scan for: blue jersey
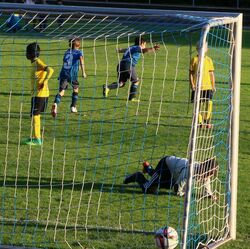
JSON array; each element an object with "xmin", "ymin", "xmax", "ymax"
[
  {"xmin": 59, "ymin": 49, "xmax": 83, "ymax": 81},
  {"xmin": 121, "ymin": 45, "xmax": 142, "ymax": 66}
]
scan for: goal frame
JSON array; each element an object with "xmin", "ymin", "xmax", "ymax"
[{"xmin": 182, "ymin": 14, "xmax": 242, "ymax": 249}]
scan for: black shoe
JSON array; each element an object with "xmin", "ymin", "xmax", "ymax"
[{"xmin": 123, "ymin": 172, "xmax": 140, "ymax": 184}]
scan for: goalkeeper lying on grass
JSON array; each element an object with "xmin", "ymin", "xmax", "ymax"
[{"xmin": 124, "ymin": 155, "xmax": 218, "ymax": 201}]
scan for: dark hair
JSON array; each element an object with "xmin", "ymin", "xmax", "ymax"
[
  {"xmin": 68, "ymin": 37, "xmax": 81, "ymax": 49},
  {"xmin": 26, "ymin": 42, "xmax": 40, "ymax": 60},
  {"xmin": 196, "ymin": 157, "xmax": 219, "ymax": 178},
  {"xmin": 134, "ymin": 36, "xmax": 146, "ymax": 46}
]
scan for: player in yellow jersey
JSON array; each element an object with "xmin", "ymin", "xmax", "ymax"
[
  {"xmin": 189, "ymin": 42, "xmax": 215, "ymax": 128},
  {"xmin": 24, "ymin": 42, "xmax": 54, "ymax": 145}
]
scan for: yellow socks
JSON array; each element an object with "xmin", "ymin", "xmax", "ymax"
[{"xmin": 33, "ymin": 114, "xmax": 41, "ymax": 139}]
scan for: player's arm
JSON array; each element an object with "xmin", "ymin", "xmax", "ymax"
[
  {"xmin": 209, "ymin": 58, "xmax": 215, "ymax": 91},
  {"xmin": 44, "ymin": 66, "xmax": 54, "ymax": 81},
  {"xmin": 37, "ymin": 60, "xmax": 54, "ymax": 89},
  {"xmin": 116, "ymin": 48, "xmax": 127, "ymax": 53},
  {"xmin": 38, "ymin": 66, "xmax": 54, "ymax": 90},
  {"xmin": 173, "ymin": 170, "xmax": 187, "ymax": 197},
  {"xmin": 189, "ymin": 70, "xmax": 196, "ymax": 91},
  {"xmin": 142, "ymin": 44, "xmax": 160, "ymax": 53},
  {"xmin": 79, "ymin": 55, "xmax": 87, "ymax": 78},
  {"xmin": 203, "ymin": 177, "xmax": 217, "ymax": 201},
  {"xmin": 209, "ymin": 70, "xmax": 215, "ymax": 91},
  {"xmin": 189, "ymin": 58, "xmax": 196, "ymax": 90}
]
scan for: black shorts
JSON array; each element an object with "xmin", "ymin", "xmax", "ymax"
[
  {"xmin": 30, "ymin": 97, "xmax": 48, "ymax": 116},
  {"xmin": 191, "ymin": 90, "xmax": 213, "ymax": 103},
  {"xmin": 59, "ymin": 78, "xmax": 79, "ymax": 91},
  {"xmin": 117, "ymin": 62, "xmax": 138, "ymax": 84}
]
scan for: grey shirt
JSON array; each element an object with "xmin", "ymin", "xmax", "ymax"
[{"xmin": 165, "ymin": 156, "xmax": 213, "ymax": 197}]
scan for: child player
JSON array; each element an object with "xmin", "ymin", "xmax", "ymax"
[
  {"xmin": 124, "ymin": 155, "xmax": 218, "ymax": 201},
  {"xmin": 51, "ymin": 37, "xmax": 87, "ymax": 117},
  {"xmin": 103, "ymin": 36, "xmax": 160, "ymax": 101},
  {"xmin": 24, "ymin": 42, "xmax": 54, "ymax": 145},
  {"xmin": 189, "ymin": 41, "xmax": 216, "ymax": 128}
]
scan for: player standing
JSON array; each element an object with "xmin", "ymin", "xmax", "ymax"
[
  {"xmin": 103, "ymin": 36, "xmax": 160, "ymax": 101},
  {"xmin": 189, "ymin": 42, "xmax": 216, "ymax": 128},
  {"xmin": 24, "ymin": 42, "xmax": 54, "ymax": 145},
  {"xmin": 51, "ymin": 37, "xmax": 87, "ymax": 117}
]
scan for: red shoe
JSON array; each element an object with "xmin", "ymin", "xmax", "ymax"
[{"xmin": 206, "ymin": 124, "xmax": 213, "ymax": 129}]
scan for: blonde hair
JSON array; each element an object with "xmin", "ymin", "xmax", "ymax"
[{"xmin": 69, "ymin": 38, "xmax": 81, "ymax": 49}]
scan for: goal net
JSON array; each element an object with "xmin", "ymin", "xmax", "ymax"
[{"xmin": 0, "ymin": 3, "xmax": 242, "ymax": 249}]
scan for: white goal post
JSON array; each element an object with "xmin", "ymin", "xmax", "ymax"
[{"xmin": 0, "ymin": 2, "xmax": 242, "ymax": 249}]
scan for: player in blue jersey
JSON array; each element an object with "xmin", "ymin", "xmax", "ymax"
[
  {"xmin": 51, "ymin": 37, "xmax": 87, "ymax": 117},
  {"xmin": 103, "ymin": 37, "xmax": 160, "ymax": 101},
  {"xmin": 123, "ymin": 155, "xmax": 218, "ymax": 201}
]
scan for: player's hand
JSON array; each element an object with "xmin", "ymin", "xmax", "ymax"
[
  {"xmin": 211, "ymin": 194, "xmax": 218, "ymax": 202},
  {"xmin": 82, "ymin": 72, "xmax": 87, "ymax": 78},
  {"xmin": 154, "ymin": 44, "xmax": 160, "ymax": 51},
  {"xmin": 38, "ymin": 83, "xmax": 44, "ymax": 90}
]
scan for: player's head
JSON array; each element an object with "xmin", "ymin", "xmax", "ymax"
[
  {"xmin": 134, "ymin": 36, "xmax": 146, "ymax": 47},
  {"xmin": 69, "ymin": 37, "xmax": 81, "ymax": 49},
  {"xmin": 26, "ymin": 42, "xmax": 40, "ymax": 60},
  {"xmin": 196, "ymin": 41, "xmax": 208, "ymax": 54},
  {"xmin": 196, "ymin": 157, "xmax": 219, "ymax": 179}
]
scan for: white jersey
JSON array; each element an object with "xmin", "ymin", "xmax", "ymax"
[{"xmin": 165, "ymin": 156, "xmax": 213, "ymax": 197}]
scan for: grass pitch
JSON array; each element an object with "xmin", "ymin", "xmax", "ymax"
[{"xmin": 0, "ymin": 23, "xmax": 249, "ymax": 249}]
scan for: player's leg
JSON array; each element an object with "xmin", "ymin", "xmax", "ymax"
[
  {"xmin": 103, "ymin": 63, "xmax": 128, "ymax": 97},
  {"xmin": 124, "ymin": 172, "xmax": 147, "ymax": 185},
  {"xmin": 70, "ymin": 80, "xmax": 79, "ymax": 113},
  {"xmin": 128, "ymin": 67, "xmax": 139, "ymax": 101},
  {"xmin": 51, "ymin": 79, "xmax": 67, "ymax": 117},
  {"xmin": 154, "ymin": 158, "xmax": 173, "ymax": 189},
  {"xmin": 24, "ymin": 97, "xmax": 48, "ymax": 145},
  {"xmin": 204, "ymin": 90, "xmax": 213, "ymax": 128},
  {"xmin": 198, "ymin": 90, "xmax": 206, "ymax": 127}
]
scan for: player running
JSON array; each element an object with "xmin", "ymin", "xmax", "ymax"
[
  {"xmin": 103, "ymin": 36, "xmax": 160, "ymax": 102},
  {"xmin": 51, "ymin": 37, "xmax": 87, "ymax": 117}
]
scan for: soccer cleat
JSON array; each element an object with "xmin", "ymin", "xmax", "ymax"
[
  {"xmin": 51, "ymin": 103, "xmax": 57, "ymax": 118},
  {"xmin": 129, "ymin": 98, "xmax": 140, "ymax": 102},
  {"xmin": 206, "ymin": 123, "xmax": 213, "ymax": 129},
  {"xmin": 123, "ymin": 172, "xmax": 140, "ymax": 184},
  {"xmin": 23, "ymin": 138, "xmax": 42, "ymax": 146},
  {"xmin": 103, "ymin": 84, "xmax": 109, "ymax": 98},
  {"xmin": 197, "ymin": 123, "xmax": 206, "ymax": 129},
  {"xmin": 71, "ymin": 106, "xmax": 78, "ymax": 113}
]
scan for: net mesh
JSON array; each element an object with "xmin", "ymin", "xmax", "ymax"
[{"xmin": 0, "ymin": 5, "xmax": 239, "ymax": 249}]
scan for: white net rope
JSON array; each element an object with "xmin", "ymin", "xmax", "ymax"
[{"xmin": 0, "ymin": 5, "xmax": 239, "ymax": 249}]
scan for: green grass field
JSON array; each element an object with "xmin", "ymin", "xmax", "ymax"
[{"xmin": 0, "ymin": 13, "xmax": 249, "ymax": 249}]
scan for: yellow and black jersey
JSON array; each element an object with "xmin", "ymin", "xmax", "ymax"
[
  {"xmin": 190, "ymin": 55, "xmax": 214, "ymax": 91},
  {"xmin": 30, "ymin": 58, "xmax": 49, "ymax": 97}
]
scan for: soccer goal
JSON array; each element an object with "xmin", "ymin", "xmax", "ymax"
[{"xmin": 0, "ymin": 3, "xmax": 242, "ymax": 249}]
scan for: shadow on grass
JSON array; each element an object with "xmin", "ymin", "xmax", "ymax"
[{"xmin": 0, "ymin": 175, "xmax": 173, "ymax": 196}]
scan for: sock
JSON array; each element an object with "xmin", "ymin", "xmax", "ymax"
[
  {"xmin": 199, "ymin": 101, "xmax": 206, "ymax": 124},
  {"xmin": 129, "ymin": 84, "xmax": 138, "ymax": 100},
  {"xmin": 205, "ymin": 100, "xmax": 213, "ymax": 122},
  {"xmin": 54, "ymin": 94, "xmax": 61, "ymax": 105},
  {"xmin": 33, "ymin": 114, "xmax": 41, "ymax": 139},
  {"xmin": 198, "ymin": 113, "xmax": 203, "ymax": 124},
  {"xmin": 71, "ymin": 92, "xmax": 78, "ymax": 107}
]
